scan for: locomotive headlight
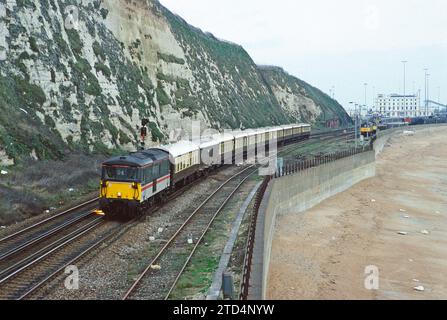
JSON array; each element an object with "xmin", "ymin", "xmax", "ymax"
[{"xmin": 117, "ymin": 192, "xmax": 122, "ymax": 198}]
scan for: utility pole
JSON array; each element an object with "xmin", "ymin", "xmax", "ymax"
[
  {"xmin": 402, "ymin": 60, "xmax": 407, "ymax": 117},
  {"xmin": 350, "ymin": 101, "xmax": 358, "ymax": 148},
  {"xmin": 372, "ymin": 86, "xmax": 375, "ymax": 112},
  {"xmin": 364, "ymin": 83, "xmax": 368, "ymax": 108},
  {"xmin": 424, "ymin": 68, "xmax": 428, "ymax": 116},
  {"xmin": 427, "ymin": 73, "xmax": 430, "ymax": 116}
]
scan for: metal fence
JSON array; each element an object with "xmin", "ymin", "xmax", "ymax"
[
  {"xmin": 275, "ymin": 142, "xmax": 374, "ymax": 178},
  {"xmin": 239, "ymin": 174, "xmax": 271, "ymax": 300},
  {"xmin": 239, "ymin": 140, "xmax": 375, "ymax": 299}
]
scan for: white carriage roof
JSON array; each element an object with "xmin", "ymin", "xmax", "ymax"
[
  {"xmin": 195, "ymin": 135, "xmax": 219, "ymax": 149},
  {"xmin": 156, "ymin": 140, "xmax": 199, "ymax": 158},
  {"xmin": 232, "ymin": 129, "xmax": 258, "ymax": 138},
  {"xmin": 154, "ymin": 123, "xmax": 310, "ymax": 157},
  {"xmin": 211, "ymin": 132, "xmax": 235, "ymax": 143}
]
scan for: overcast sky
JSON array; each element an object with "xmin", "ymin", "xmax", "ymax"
[{"xmin": 159, "ymin": 0, "xmax": 447, "ymax": 111}]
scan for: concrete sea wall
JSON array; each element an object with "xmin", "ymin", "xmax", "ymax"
[
  {"xmin": 248, "ymin": 124, "xmax": 447, "ymax": 299},
  {"xmin": 258, "ymin": 151, "xmax": 375, "ymax": 298}
]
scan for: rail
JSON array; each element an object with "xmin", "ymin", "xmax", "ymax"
[
  {"xmin": 275, "ymin": 143, "xmax": 373, "ymax": 178},
  {"xmin": 239, "ymin": 175, "xmax": 272, "ymax": 300}
]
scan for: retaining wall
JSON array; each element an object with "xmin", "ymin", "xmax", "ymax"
[
  {"xmin": 248, "ymin": 123, "xmax": 447, "ymax": 299},
  {"xmin": 259, "ymin": 151, "xmax": 375, "ymax": 298}
]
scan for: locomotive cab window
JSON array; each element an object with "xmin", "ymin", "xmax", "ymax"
[
  {"xmin": 144, "ymin": 166, "xmax": 153, "ymax": 184},
  {"xmin": 102, "ymin": 166, "xmax": 139, "ymax": 181},
  {"xmin": 161, "ymin": 160, "xmax": 169, "ymax": 177},
  {"xmin": 153, "ymin": 164, "xmax": 160, "ymax": 179}
]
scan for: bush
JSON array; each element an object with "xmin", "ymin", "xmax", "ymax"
[
  {"xmin": 156, "ymin": 82, "xmax": 171, "ymax": 106},
  {"xmin": 100, "ymin": 8, "xmax": 109, "ymax": 19},
  {"xmin": 66, "ymin": 29, "xmax": 83, "ymax": 56},
  {"xmin": 92, "ymin": 41, "xmax": 106, "ymax": 60},
  {"xmin": 148, "ymin": 122, "xmax": 164, "ymax": 142},
  {"xmin": 157, "ymin": 52, "xmax": 185, "ymax": 65},
  {"xmin": 29, "ymin": 36, "xmax": 39, "ymax": 53},
  {"xmin": 94, "ymin": 62, "xmax": 111, "ymax": 79}
]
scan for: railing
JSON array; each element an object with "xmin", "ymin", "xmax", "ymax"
[
  {"xmin": 239, "ymin": 174, "xmax": 272, "ymax": 300},
  {"xmin": 239, "ymin": 140, "xmax": 375, "ymax": 299},
  {"xmin": 275, "ymin": 143, "xmax": 374, "ymax": 178}
]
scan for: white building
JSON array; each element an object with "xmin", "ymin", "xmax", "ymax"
[{"xmin": 374, "ymin": 93, "xmax": 431, "ymax": 117}]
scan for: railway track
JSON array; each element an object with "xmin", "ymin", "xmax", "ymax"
[
  {"xmin": 0, "ymin": 212, "xmax": 100, "ymax": 279},
  {"xmin": 0, "ymin": 216, "xmax": 112, "ymax": 300},
  {"xmin": 277, "ymin": 127, "xmax": 355, "ymax": 159},
  {"xmin": 17, "ymin": 218, "xmax": 141, "ymax": 300},
  {"xmin": 122, "ymin": 165, "xmax": 257, "ymax": 300},
  {"xmin": 0, "ymin": 198, "xmax": 99, "ymax": 256},
  {"xmin": 13, "ymin": 167, "xmax": 237, "ymax": 300},
  {"xmin": 0, "ymin": 127, "xmax": 353, "ymax": 300},
  {"xmin": 0, "ymin": 127, "xmax": 346, "ymax": 263}
]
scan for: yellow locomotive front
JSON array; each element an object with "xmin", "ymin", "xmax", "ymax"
[
  {"xmin": 99, "ymin": 164, "xmax": 142, "ymax": 216},
  {"xmin": 99, "ymin": 150, "xmax": 171, "ymax": 217}
]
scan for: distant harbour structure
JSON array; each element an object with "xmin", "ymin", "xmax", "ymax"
[{"xmin": 373, "ymin": 92, "xmax": 432, "ymax": 117}]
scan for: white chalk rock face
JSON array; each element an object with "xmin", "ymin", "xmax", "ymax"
[{"xmin": 0, "ymin": 0, "xmax": 350, "ymax": 163}]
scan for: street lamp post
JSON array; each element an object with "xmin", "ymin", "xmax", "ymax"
[
  {"xmin": 424, "ymin": 68, "xmax": 428, "ymax": 116},
  {"xmin": 372, "ymin": 86, "xmax": 375, "ymax": 112},
  {"xmin": 349, "ymin": 101, "xmax": 359, "ymax": 148},
  {"xmin": 427, "ymin": 73, "xmax": 430, "ymax": 116},
  {"xmin": 364, "ymin": 83, "xmax": 368, "ymax": 112},
  {"xmin": 402, "ymin": 60, "xmax": 407, "ymax": 117}
]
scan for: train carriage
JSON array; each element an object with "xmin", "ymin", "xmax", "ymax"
[
  {"xmin": 302, "ymin": 123, "xmax": 311, "ymax": 135},
  {"xmin": 197, "ymin": 135, "xmax": 220, "ymax": 166},
  {"xmin": 282, "ymin": 125, "xmax": 294, "ymax": 144},
  {"xmin": 155, "ymin": 140, "xmax": 201, "ymax": 187},
  {"xmin": 100, "ymin": 123, "xmax": 312, "ymax": 217},
  {"xmin": 292, "ymin": 124, "xmax": 302, "ymax": 139},
  {"xmin": 211, "ymin": 132, "xmax": 235, "ymax": 165}
]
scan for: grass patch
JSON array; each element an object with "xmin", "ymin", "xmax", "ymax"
[
  {"xmin": 29, "ymin": 36, "xmax": 39, "ymax": 53},
  {"xmin": 92, "ymin": 41, "xmax": 106, "ymax": 60},
  {"xmin": 66, "ymin": 28, "xmax": 83, "ymax": 56},
  {"xmin": 156, "ymin": 82, "xmax": 171, "ymax": 106},
  {"xmin": 0, "ymin": 154, "xmax": 105, "ymax": 225},
  {"xmin": 94, "ymin": 62, "xmax": 111, "ymax": 79},
  {"xmin": 157, "ymin": 52, "xmax": 185, "ymax": 65}
]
